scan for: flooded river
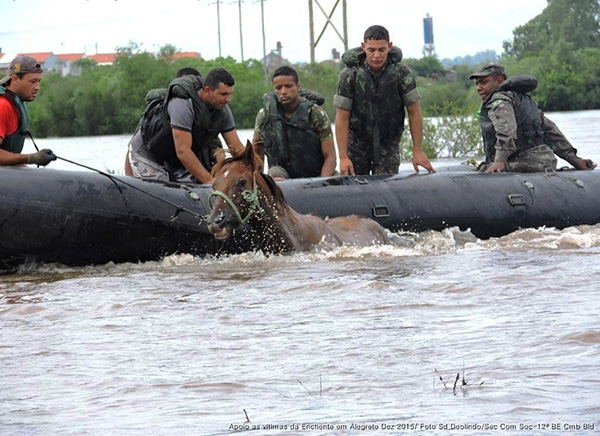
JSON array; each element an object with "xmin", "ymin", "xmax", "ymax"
[{"xmin": 1, "ymin": 112, "xmax": 599, "ymax": 435}]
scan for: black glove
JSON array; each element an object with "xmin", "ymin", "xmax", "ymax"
[{"xmin": 27, "ymin": 149, "xmax": 57, "ymax": 166}]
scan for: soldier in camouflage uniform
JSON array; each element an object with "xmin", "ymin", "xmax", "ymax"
[
  {"xmin": 333, "ymin": 25, "xmax": 435, "ymax": 176},
  {"xmin": 471, "ymin": 63, "xmax": 596, "ymax": 173},
  {"xmin": 252, "ymin": 66, "xmax": 336, "ymax": 179}
]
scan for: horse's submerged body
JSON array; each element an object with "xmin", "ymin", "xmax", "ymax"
[{"xmin": 206, "ymin": 144, "xmax": 389, "ymax": 253}]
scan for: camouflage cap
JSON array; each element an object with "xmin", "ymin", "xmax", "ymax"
[
  {"xmin": 8, "ymin": 55, "xmax": 43, "ymax": 75},
  {"xmin": 469, "ymin": 63, "xmax": 507, "ymax": 80},
  {"xmin": 1, "ymin": 55, "xmax": 43, "ymax": 85}
]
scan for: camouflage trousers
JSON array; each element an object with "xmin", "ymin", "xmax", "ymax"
[
  {"xmin": 478, "ymin": 144, "xmax": 557, "ymax": 173},
  {"xmin": 348, "ymin": 141, "xmax": 401, "ymax": 176},
  {"xmin": 129, "ymin": 147, "xmax": 198, "ymax": 182},
  {"xmin": 128, "ymin": 137, "xmax": 224, "ymax": 183}
]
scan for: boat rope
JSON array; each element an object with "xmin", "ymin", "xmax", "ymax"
[
  {"xmin": 26, "ymin": 132, "xmax": 205, "ymax": 222},
  {"xmin": 208, "ymin": 173, "xmax": 263, "ymax": 225}
]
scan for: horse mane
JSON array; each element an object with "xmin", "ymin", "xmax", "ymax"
[{"xmin": 261, "ymin": 173, "xmax": 292, "ymax": 213}]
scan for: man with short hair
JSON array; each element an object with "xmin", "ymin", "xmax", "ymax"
[
  {"xmin": 334, "ymin": 25, "xmax": 435, "ymax": 176},
  {"xmin": 471, "ymin": 63, "xmax": 596, "ymax": 173},
  {"xmin": 125, "ymin": 66, "xmax": 209, "ymax": 176},
  {"xmin": 0, "ymin": 55, "xmax": 56, "ymax": 166},
  {"xmin": 127, "ymin": 67, "xmax": 244, "ymax": 184},
  {"xmin": 252, "ymin": 66, "xmax": 336, "ymax": 179}
]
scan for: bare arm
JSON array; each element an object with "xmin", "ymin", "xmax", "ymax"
[
  {"xmin": 0, "ymin": 148, "xmax": 28, "ymax": 166},
  {"xmin": 320, "ymin": 138, "xmax": 336, "ymax": 177},
  {"xmin": 173, "ymin": 128, "xmax": 213, "ymax": 184},
  {"xmin": 406, "ymin": 102, "xmax": 435, "ymax": 173},
  {"xmin": 334, "ymin": 107, "xmax": 354, "ymax": 175},
  {"xmin": 221, "ymin": 129, "xmax": 245, "ymax": 157},
  {"xmin": 124, "ymin": 151, "xmax": 133, "ymax": 176}
]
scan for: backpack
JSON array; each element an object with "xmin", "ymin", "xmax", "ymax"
[
  {"xmin": 140, "ymin": 90, "xmax": 169, "ymax": 145},
  {"xmin": 139, "ymin": 75, "xmax": 204, "ymax": 146},
  {"xmin": 498, "ymin": 75, "xmax": 538, "ymax": 94},
  {"xmin": 298, "ymin": 89, "xmax": 325, "ymax": 106}
]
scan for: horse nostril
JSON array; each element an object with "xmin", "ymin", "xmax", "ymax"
[{"xmin": 214, "ymin": 210, "xmax": 225, "ymax": 224}]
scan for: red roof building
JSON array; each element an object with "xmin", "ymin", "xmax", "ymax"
[
  {"xmin": 171, "ymin": 51, "xmax": 201, "ymax": 60},
  {"xmin": 88, "ymin": 53, "xmax": 117, "ymax": 66},
  {"xmin": 19, "ymin": 52, "xmax": 54, "ymax": 63},
  {"xmin": 56, "ymin": 53, "xmax": 85, "ymax": 62}
]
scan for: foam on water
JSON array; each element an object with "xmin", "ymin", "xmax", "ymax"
[{"xmin": 13, "ymin": 224, "xmax": 600, "ymax": 278}]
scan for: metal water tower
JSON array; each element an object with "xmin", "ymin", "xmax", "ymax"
[{"xmin": 423, "ymin": 13, "xmax": 435, "ymax": 57}]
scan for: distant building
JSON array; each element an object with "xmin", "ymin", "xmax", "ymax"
[
  {"xmin": 318, "ymin": 48, "xmax": 341, "ymax": 68},
  {"xmin": 88, "ymin": 53, "xmax": 118, "ymax": 66},
  {"xmin": 169, "ymin": 51, "xmax": 202, "ymax": 60},
  {"xmin": 444, "ymin": 69, "xmax": 456, "ymax": 82},
  {"xmin": 56, "ymin": 53, "xmax": 86, "ymax": 76},
  {"xmin": 262, "ymin": 50, "xmax": 289, "ymax": 73}
]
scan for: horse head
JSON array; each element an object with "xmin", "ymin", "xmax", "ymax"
[
  {"xmin": 206, "ymin": 143, "xmax": 389, "ymax": 251},
  {"xmin": 206, "ymin": 141, "xmax": 271, "ymax": 240}
]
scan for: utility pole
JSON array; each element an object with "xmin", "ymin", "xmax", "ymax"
[
  {"xmin": 217, "ymin": 0, "xmax": 222, "ymax": 57},
  {"xmin": 343, "ymin": 0, "xmax": 347, "ymax": 51},
  {"xmin": 308, "ymin": 0, "xmax": 315, "ymax": 63},
  {"xmin": 308, "ymin": 0, "xmax": 348, "ymax": 63},
  {"xmin": 261, "ymin": 0, "xmax": 268, "ymax": 81},
  {"xmin": 210, "ymin": 0, "xmax": 223, "ymax": 57},
  {"xmin": 238, "ymin": 0, "xmax": 244, "ymax": 62}
]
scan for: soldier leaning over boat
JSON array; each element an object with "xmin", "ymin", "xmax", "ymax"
[
  {"xmin": 0, "ymin": 55, "xmax": 56, "ymax": 167},
  {"xmin": 471, "ymin": 63, "xmax": 596, "ymax": 173},
  {"xmin": 252, "ymin": 66, "xmax": 336, "ymax": 180},
  {"xmin": 334, "ymin": 25, "xmax": 436, "ymax": 176},
  {"xmin": 126, "ymin": 68, "xmax": 244, "ymax": 184}
]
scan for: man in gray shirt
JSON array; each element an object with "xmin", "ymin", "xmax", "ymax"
[{"xmin": 128, "ymin": 68, "xmax": 244, "ymax": 184}]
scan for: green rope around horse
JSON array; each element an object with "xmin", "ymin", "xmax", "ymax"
[{"xmin": 208, "ymin": 173, "xmax": 263, "ymax": 225}]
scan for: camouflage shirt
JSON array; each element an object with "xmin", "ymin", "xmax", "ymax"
[
  {"xmin": 333, "ymin": 47, "xmax": 420, "ymax": 153},
  {"xmin": 484, "ymin": 90, "xmax": 579, "ymax": 165},
  {"xmin": 254, "ymin": 99, "xmax": 332, "ymax": 142},
  {"xmin": 334, "ymin": 59, "xmax": 420, "ymax": 112}
]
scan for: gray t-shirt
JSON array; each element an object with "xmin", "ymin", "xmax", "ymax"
[{"xmin": 131, "ymin": 98, "xmax": 235, "ymax": 152}]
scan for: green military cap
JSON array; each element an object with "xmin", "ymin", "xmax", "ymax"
[{"xmin": 469, "ymin": 63, "xmax": 507, "ymax": 80}]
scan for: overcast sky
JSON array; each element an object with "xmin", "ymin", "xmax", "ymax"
[{"xmin": 1, "ymin": 0, "xmax": 548, "ymax": 62}]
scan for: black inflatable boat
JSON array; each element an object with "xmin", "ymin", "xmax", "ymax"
[{"xmin": 1, "ymin": 166, "xmax": 598, "ymax": 272}]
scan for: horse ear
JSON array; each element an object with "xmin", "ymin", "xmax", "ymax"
[
  {"xmin": 240, "ymin": 140, "xmax": 260, "ymax": 171},
  {"xmin": 239, "ymin": 140, "xmax": 251, "ymax": 160}
]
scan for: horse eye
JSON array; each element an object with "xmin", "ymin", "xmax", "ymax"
[{"xmin": 238, "ymin": 179, "xmax": 247, "ymax": 188}]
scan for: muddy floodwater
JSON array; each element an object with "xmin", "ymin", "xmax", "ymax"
[{"xmin": 1, "ymin": 111, "xmax": 599, "ymax": 435}]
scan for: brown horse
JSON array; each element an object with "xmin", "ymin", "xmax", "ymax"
[{"xmin": 206, "ymin": 143, "xmax": 389, "ymax": 254}]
